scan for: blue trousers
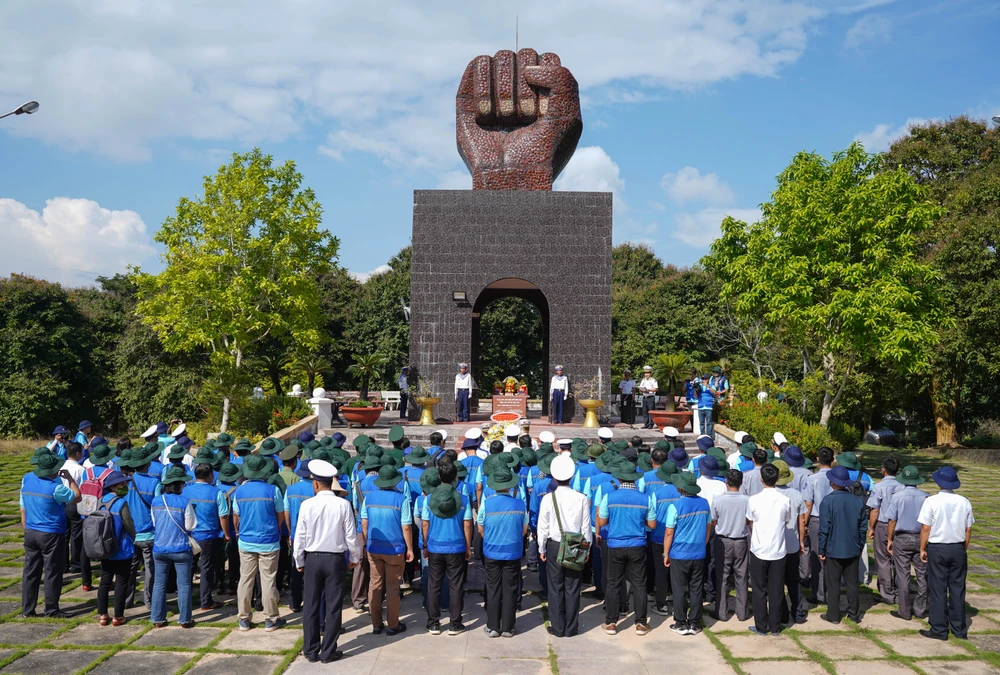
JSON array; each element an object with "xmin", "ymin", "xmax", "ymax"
[
  {"xmin": 552, "ymin": 391, "xmax": 565, "ymax": 423},
  {"xmin": 456, "ymin": 389, "xmax": 470, "ymax": 422},
  {"xmin": 699, "ymin": 409, "xmax": 714, "ymax": 437},
  {"xmin": 151, "ymin": 550, "xmax": 193, "ymax": 624}
]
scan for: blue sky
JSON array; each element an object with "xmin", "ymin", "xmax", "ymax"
[{"xmin": 1, "ymin": 0, "xmax": 998, "ymax": 286}]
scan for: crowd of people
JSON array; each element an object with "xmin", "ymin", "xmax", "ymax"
[{"xmin": 19, "ymin": 419, "xmax": 975, "ymax": 663}]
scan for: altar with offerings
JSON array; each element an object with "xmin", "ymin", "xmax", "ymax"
[{"xmin": 490, "ymin": 376, "xmax": 529, "ymax": 420}]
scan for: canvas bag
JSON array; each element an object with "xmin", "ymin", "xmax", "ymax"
[{"xmin": 551, "ymin": 491, "xmax": 590, "ymax": 571}]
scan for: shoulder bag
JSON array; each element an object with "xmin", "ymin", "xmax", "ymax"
[
  {"xmin": 162, "ymin": 496, "xmax": 202, "ymax": 556},
  {"xmin": 551, "ymin": 491, "xmax": 590, "ymax": 571}
]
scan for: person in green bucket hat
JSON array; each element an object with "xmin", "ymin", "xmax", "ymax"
[
  {"xmin": 88, "ymin": 443, "xmax": 116, "ymax": 468},
  {"xmin": 231, "ymin": 439, "xmax": 253, "ymax": 464},
  {"xmin": 637, "ymin": 452, "xmax": 654, "ymax": 474},
  {"xmin": 141, "ymin": 441, "xmax": 166, "ymax": 477},
  {"xmin": 29, "ymin": 446, "xmax": 53, "ymax": 466},
  {"xmin": 361, "ymin": 462, "xmax": 412, "ymax": 635},
  {"xmin": 150, "ymin": 464, "xmax": 196, "ymax": 629},
  {"xmin": 421, "ymin": 460, "xmax": 473, "ymax": 636},
  {"xmin": 480, "ymin": 463, "xmax": 529, "ymax": 637},
  {"xmin": 161, "ymin": 440, "xmax": 194, "ymax": 482},
  {"xmin": 835, "ymin": 451, "xmax": 874, "ymax": 491},
  {"xmin": 597, "ymin": 460, "xmax": 656, "ymax": 636},
  {"xmin": 885, "ymin": 465, "xmax": 929, "ymax": 622},
  {"xmin": 661, "ymin": 470, "xmax": 711, "ymax": 635}
]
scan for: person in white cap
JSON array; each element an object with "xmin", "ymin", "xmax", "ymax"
[
  {"xmin": 538, "ymin": 431, "xmax": 556, "ymax": 445},
  {"xmin": 772, "ymin": 432, "xmax": 788, "ymax": 458},
  {"xmin": 728, "ymin": 432, "xmax": 749, "ymax": 469},
  {"xmin": 550, "ymin": 366, "xmax": 569, "ymax": 424},
  {"xmin": 537, "ymin": 455, "xmax": 591, "ymax": 638},
  {"xmin": 663, "ymin": 426, "xmax": 679, "ymax": 440},
  {"xmin": 464, "ymin": 428, "xmax": 488, "ymax": 460},
  {"xmin": 618, "ymin": 369, "xmax": 637, "ymax": 425},
  {"xmin": 503, "ymin": 425, "xmax": 520, "ymax": 452},
  {"xmin": 557, "ymin": 440, "xmax": 573, "ymax": 456},
  {"xmin": 639, "ymin": 367, "xmax": 659, "ymax": 429},
  {"xmin": 294, "ymin": 460, "xmax": 358, "ymax": 663},
  {"xmin": 455, "ymin": 364, "xmax": 473, "ymax": 423},
  {"xmin": 597, "ymin": 428, "xmax": 613, "ymax": 445}
]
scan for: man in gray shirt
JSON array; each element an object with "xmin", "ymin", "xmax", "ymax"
[
  {"xmin": 739, "ymin": 448, "xmax": 769, "ymax": 498},
  {"xmin": 802, "ymin": 447, "xmax": 835, "ymax": 603},
  {"xmin": 867, "ymin": 456, "xmax": 903, "ymax": 605},
  {"xmin": 775, "ymin": 461, "xmax": 808, "ymax": 624},
  {"xmin": 782, "ymin": 446, "xmax": 813, "ymax": 492},
  {"xmin": 710, "ymin": 470, "xmax": 750, "ymax": 621},
  {"xmin": 885, "ymin": 465, "xmax": 930, "ymax": 620}
]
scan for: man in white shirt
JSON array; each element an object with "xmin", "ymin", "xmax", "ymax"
[
  {"xmin": 727, "ymin": 431, "xmax": 749, "ymax": 469},
  {"xmin": 746, "ymin": 464, "xmax": 792, "ymax": 636},
  {"xmin": 917, "ymin": 466, "xmax": 974, "ymax": 641},
  {"xmin": 294, "ymin": 460, "xmax": 359, "ymax": 663},
  {"xmin": 550, "ymin": 366, "xmax": 569, "ymax": 425},
  {"xmin": 537, "ymin": 455, "xmax": 591, "ymax": 638},
  {"xmin": 62, "ymin": 441, "xmax": 87, "ymax": 574},
  {"xmin": 638, "ymin": 366, "xmax": 658, "ymax": 429},
  {"xmin": 454, "ymin": 363, "xmax": 473, "ymax": 423},
  {"xmin": 695, "ymin": 458, "xmax": 727, "ymax": 510},
  {"xmin": 618, "ymin": 369, "xmax": 637, "ymax": 425}
]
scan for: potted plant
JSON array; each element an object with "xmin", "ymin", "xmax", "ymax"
[
  {"xmin": 572, "ymin": 376, "xmax": 604, "ymax": 428},
  {"xmin": 343, "ymin": 352, "xmax": 387, "ymax": 427},
  {"xmin": 409, "ymin": 380, "xmax": 440, "ymax": 426}
]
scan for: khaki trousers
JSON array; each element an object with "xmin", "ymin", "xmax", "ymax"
[
  {"xmin": 368, "ymin": 552, "xmax": 405, "ymax": 628},
  {"xmin": 238, "ymin": 548, "xmax": 280, "ymax": 621}
]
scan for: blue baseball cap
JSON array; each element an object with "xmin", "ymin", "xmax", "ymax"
[{"xmin": 51, "ymin": 425, "xmax": 69, "ymax": 435}]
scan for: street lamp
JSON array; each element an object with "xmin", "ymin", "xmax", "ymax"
[
  {"xmin": 992, "ymin": 115, "xmax": 1000, "ymax": 125},
  {"xmin": 0, "ymin": 101, "xmax": 39, "ymax": 121}
]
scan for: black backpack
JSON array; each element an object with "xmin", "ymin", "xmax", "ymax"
[
  {"xmin": 847, "ymin": 478, "xmax": 871, "ymax": 518},
  {"xmin": 82, "ymin": 497, "xmax": 121, "ymax": 560}
]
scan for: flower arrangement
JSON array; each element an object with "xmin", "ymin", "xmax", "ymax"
[{"xmin": 503, "ymin": 376, "xmax": 519, "ymax": 394}]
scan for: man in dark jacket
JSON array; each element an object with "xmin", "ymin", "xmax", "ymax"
[{"xmin": 818, "ymin": 466, "xmax": 867, "ymax": 624}]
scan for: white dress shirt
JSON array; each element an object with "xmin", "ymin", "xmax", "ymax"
[
  {"xmin": 746, "ymin": 487, "xmax": 792, "ymax": 561},
  {"xmin": 550, "ymin": 375, "xmax": 569, "ymax": 394},
  {"xmin": 619, "ymin": 379, "xmax": 636, "ymax": 395},
  {"xmin": 61, "ymin": 458, "xmax": 85, "ymax": 489},
  {"xmin": 918, "ymin": 490, "xmax": 974, "ymax": 544},
  {"xmin": 727, "ymin": 451, "xmax": 742, "ymax": 470},
  {"xmin": 455, "ymin": 372, "xmax": 472, "ymax": 395},
  {"xmin": 537, "ymin": 486, "xmax": 592, "ymax": 550},
  {"xmin": 639, "ymin": 377, "xmax": 658, "ymax": 395},
  {"xmin": 696, "ymin": 476, "xmax": 727, "ymax": 511},
  {"xmin": 294, "ymin": 490, "xmax": 361, "ymax": 568}
]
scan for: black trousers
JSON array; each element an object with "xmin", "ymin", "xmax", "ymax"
[
  {"xmin": 642, "ymin": 396, "xmax": 656, "ymax": 427},
  {"xmin": 650, "ymin": 543, "xmax": 671, "ymax": 608},
  {"xmin": 484, "ymin": 557, "xmax": 520, "ymax": 633},
  {"xmin": 277, "ymin": 535, "xmax": 290, "ymax": 592},
  {"xmin": 669, "ymin": 557, "xmax": 704, "ymax": 624},
  {"xmin": 927, "ymin": 542, "xmax": 967, "ymax": 638},
  {"xmin": 303, "ymin": 552, "xmax": 347, "ymax": 662},
  {"xmin": 780, "ymin": 552, "xmax": 805, "ymax": 622},
  {"xmin": 606, "ymin": 545, "xmax": 647, "ymax": 625},
  {"xmin": 65, "ymin": 503, "xmax": 83, "ymax": 572},
  {"xmin": 703, "ymin": 530, "xmax": 717, "ymax": 603},
  {"xmin": 545, "ymin": 540, "xmax": 582, "ymax": 637},
  {"xmin": 399, "ymin": 392, "xmax": 408, "ymax": 419},
  {"xmin": 22, "ymin": 529, "xmax": 66, "ymax": 616},
  {"xmin": 456, "ymin": 389, "xmax": 470, "ymax": 422},
  {"xmin": 750, "ymin": 553, "xmax": 784, "ymax": 634},
  {"xmin": 620, "ymin": 394, "xmax": 635, "ymax": 424},
  {"xmin": 197, "ymin": 538, "xmax": 220, "ymax": 608},
  {"xmin": 823, "ymin": 555, "xmax": 860, "ymax": 623},
  {"xmin": 290, "ymin": 563, "xmax": 304, "ymax": 611},
  {"xmin": 98, "ymin": 557, "xmax": 130, "ymax": 618},
  {"xmin": 224, "ymin": 538, "xmax": 240, "ymax": 591},
  {"xmin": 426, "ymin": 552, "xmax": 466, "ymax": 626}
]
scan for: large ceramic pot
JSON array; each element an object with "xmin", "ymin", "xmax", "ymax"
[
  {"xmin": 647, "ymin": 410, "xmax": 693, "ymax": 433},
  {"xmin": 341, "ymin": 405, "xmax": 384, "ymax": 428},
  {"xmin": 415, "ymin": 397, "xmax": 441, "ymax": 426},
  {"xmin": 578, "ymin": 399, "xmax": 604, "ymax": 428}
]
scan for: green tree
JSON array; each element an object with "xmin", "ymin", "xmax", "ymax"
[
  {"xmin": 316, "ymin": 266, "xmax": 361, "ymax": 389},
  {"xmin": 0, "ymin": 275, "xmax": 95, "ymax": 437},
  {"xmin": 347, "ymin": 352, "xmax": 388, "ymax": 400},
  {"xmin": 478, "ymin": 297, "xmax": 544, "ymax": 397},
  {"xmin": 135, "ymin": 149, "xmax": 339, "ymax": 431},
  {"xmin": 884, "ymin": 117, "xmax": 1000, "ymax": 445},
  {"xmin": 652, "ymin": 353, "xmax": 689, "ymax": 411},
  {"xmin": 706, "ymin": 143, "xmax": 945, "ymax": 427}
]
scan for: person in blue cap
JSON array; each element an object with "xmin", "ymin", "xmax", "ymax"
[
  {"xmin": 20, "ymin": 450, "xmax": 82, "ymax": 618},
  {"xmin": 817, "ymin": 465, "xmax": 867, "ymax": 624},
  {"xmin": 297, "ymin": 431, "xmax": 315, "ymax": 445},
  {"xmin": 75, "ymin": 421, "xmax": 94, "ymax": 461},
  {"xmin": 917, "ymin": 466, "xmax": 974, "ymax": 641},
  {"xmin": 48, "ymin": 425, "xmax": 70, "ymax": 459}
]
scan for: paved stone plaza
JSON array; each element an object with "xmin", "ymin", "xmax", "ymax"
[{"xmin": 0, "ymin": 446, "xmax": 998, "ymax": 674}]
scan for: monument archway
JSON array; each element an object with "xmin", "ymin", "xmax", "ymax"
[{"xmin": 471, "ymin": 279, "xmax": 550, "ymax": 416}]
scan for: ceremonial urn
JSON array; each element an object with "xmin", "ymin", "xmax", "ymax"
[
  {"xmin": 415, "ymin": 397, "xmax": 441, "ymax": 425},
  {"xmin": 578, "ymin": 399, "xmax": 603, "ymax": 428}
]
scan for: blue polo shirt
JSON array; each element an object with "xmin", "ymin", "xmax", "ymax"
[{"xmin": 664, "ymin": 495, "xmax": 711, "ymax": 560}]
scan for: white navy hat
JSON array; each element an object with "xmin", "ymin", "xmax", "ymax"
[
  {"xmin": 141, "ymin": 424, "xmax": 159, "ymax": 439},
  {"xmin": 734, "ymin": 431, "xmax": 748, "ymax": 444},
  {"xmin": 557, "ymin": 438, "xmax": 572, "ymax": 446},
  {"xmin": 308, "ymin": 459, "xmax": 345, "ymax": 491},
  {"xmin": 554, "ymin": 365, "xmax": 564, "ymax": 371},
  {"xmin": 550, "ymin": 455, "xmax": 575, "ymax": 481},
  {"xmin": 663, "ymin": 426, "xmax": 679, "ymax": 439},
  {"xmin": 538, "ymin": 431, "xmax": 555, "ymax": 444},
  {"xmin": 504, "ymin": 424, "xmax": 520, "ymax": 437},
  {"xmin": 171, "ymin": 423, "xmax": 187, "ymax": 438},
  {"xmin": 437, "ymin": 429, "xmax": 448, "ymax": 441},
  {"xmin": 597, "ymin": 427, "xmax": 613, "ymax": 440},
  {"xmin": 465, "ymin": 427, "xmax": 483, "ymax": 439},
  {"xmin": 773, "ymin": 432, "xmax": 788, "ymax": 445},
  {"xmin": 459, "ymin": 362, "xmax": 469, "ymax": 368},
  {"xmin": 643, "ymin": 365, "xmax": 652, "ymax": 372}
]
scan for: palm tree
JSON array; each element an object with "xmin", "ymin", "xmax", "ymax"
[
  {"xmin": 252, "ymin": 353, "xmax": 291, "ymax": 396},
  {"xmin": 294, "ymin": 354, "xmax": 333, "ymax": 394},
  {"xmin": 346, "ymin": 353, "xmax": 388, "ymax": 401},
  {"xmin": 653, "ymin": 353, "xmax": 690, "ymax": 411}
]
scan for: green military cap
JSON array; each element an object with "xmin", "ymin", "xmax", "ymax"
[
  {"xmin": 428, "ymin": 484, "xmax": 463, "ymax": 518},
  {"xmin": 242, "ymin": 455, "xmax": 271, "ymax": 480},
  {"xmin": 388, "ymin": 426, "xmax": 404, "ymax": 443},
  {"xmin": 33, "ymin": 452, "xmax": 65, "ymax": 477},
  {"xmin": 258, "ymin": 437, "xmax": 285, "ymax": 456},
  {"xmin": 279, "ymin": 444, "xmax": 301, "ymax": 461},
  {"xmin": 161, "ymin": 464, "xmax": 193, "ymax": 485},
  {"xmin": 192, "ymin": 447, "xmax": 216, "ymax": 465},
  {"xmin": 374, "ymin": 465, "xmax": 404, "ymax": 489},
  {"xmin": 487, "ymin": 466, "xmax": 520, "ymax": 492}
]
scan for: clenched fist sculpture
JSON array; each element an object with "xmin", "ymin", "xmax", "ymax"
[{"xmin": 457, "ymin": 49, "xmax": 583, "ymax": 191}]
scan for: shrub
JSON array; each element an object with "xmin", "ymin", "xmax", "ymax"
[
  {"xmin": 963, "ymin": 419, "xmax": 1000, "ymax": 449},
  {"xmin": 719, "ymin": 401, "xmax": 842, "ymax": 454}
]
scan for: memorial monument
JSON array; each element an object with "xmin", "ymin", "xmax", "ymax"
[{"xmin": 409, "ymin": 49, "xmax": 612, "ymax": 423}]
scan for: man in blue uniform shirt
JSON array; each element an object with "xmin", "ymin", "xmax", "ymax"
[
  {"xmin": 648, "ymin": 458, "xmax": 680, "ymax": 617},
  {"xmin": 479, "ymin": 465, "xmax": 529, "ymax": 637},
  {"xmin": 361, "ymin": 464, "xmax": 413, "ymax": 636},
  {"xmin": 183, "ymin": 462, "xmax": 229, "ymax": 611},
  {"xmin": 662, "ymin": 470, "xmax": 711, "ymax": 635},
  {"xmin": 422, "ymin": 461, "xmax": 473, "ymax": 636}
]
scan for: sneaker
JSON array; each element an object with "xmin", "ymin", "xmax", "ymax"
[
  {"xmin": 354, "ymin": 604, "xmax": 369, "ymax": 615},
  {"xmin": 484, "ymin": 626, "xmax": 501, "ymax": 638},
  {"xmin": 399, "ymin": 581, "xmax": 411, "ymax": 590},
  {"xmin": 687, "ymin": 624, "xmax": 703, "ymax": 636},
  {"xmin": 372, "ymin": 624, "xmax": 384, "ymax": 635},
  {"xmin": 448, "ymin": 622, "xmax": 466, "ymax": 636},
  {"xmin": 386, "ymin": 622, "xmax": 407, "ymax": 636},
  {"xmin": 635, "ymin": 622, "xmax": 650, "ymax": 636},
  {"xmin": 238, "ymin": 618, "xmax": 252, "ymax": 631},
  {"xmin": 602, "ymin": 622, "xmax": 617, "ymax": 635},
  {"xmin": 651, "ymin": 605, "xmax": 670, "ymax": 617},
  {"xmin": 669, "ymin": 622, "xmax": 686, "ymax": 635},
  {"xmin": 748, "ymin": 626, "xmax": 769, "ymax": 636},
  {"xmin": 426, "ymin": 621, "xmax": 442, "ymax": 635},
  {"xmin": 264, "ymin": 617, "xmax": 286, "ymax": 632},
  {"xmin": 500, "ymin": 630, "xmax": 515, "ymax": 638}
]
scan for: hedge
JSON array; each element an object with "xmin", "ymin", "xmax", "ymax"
[{"xmin": 719, "ymin": 401, "xmax": 850, "ymax": 455}]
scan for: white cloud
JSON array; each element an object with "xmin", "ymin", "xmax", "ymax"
[
  {"xmin": 0, "ymin": 197, "xmax": 154, "ymax": 285},
  {"xmin": 854, "ymin": 117, "xmax": 930, "ymax": 152},
  {"xmin": 348, "ymin": 264, "xmax": 390, "ymax": 283},
  {"xmin": 660, "ymin": 166, "xmax": 735, "ymax": 205},
  {"xmin": 554, "ymin": 146, "xmax": 626, "ymax": 218},
  {"xmin": 0, "ymin": 1, "xmax": 831, "ymax": 165},
  {"xmin": 845, "ymin": 14, "xmax": 891, "ymax": 49},
  {"xmin": 436, "ymin": 170, "xmax": 472, "ymax": 190},
  {"xmin": 672, "ymin": 207, "xmax": 762, "ymax": 248}
]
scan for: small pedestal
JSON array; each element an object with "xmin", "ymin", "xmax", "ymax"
[{"xmin": 308, "ymin": 397, "xmax": 335, "ymax": 429}]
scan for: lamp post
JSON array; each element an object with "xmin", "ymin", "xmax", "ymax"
[
  {"xmin": 0, "ymin": 101, "xmax": 39, "ymax": 121},
  {"xmin": 992, "ymin": 115, "xmax": 1000, "ymax": 125}
]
